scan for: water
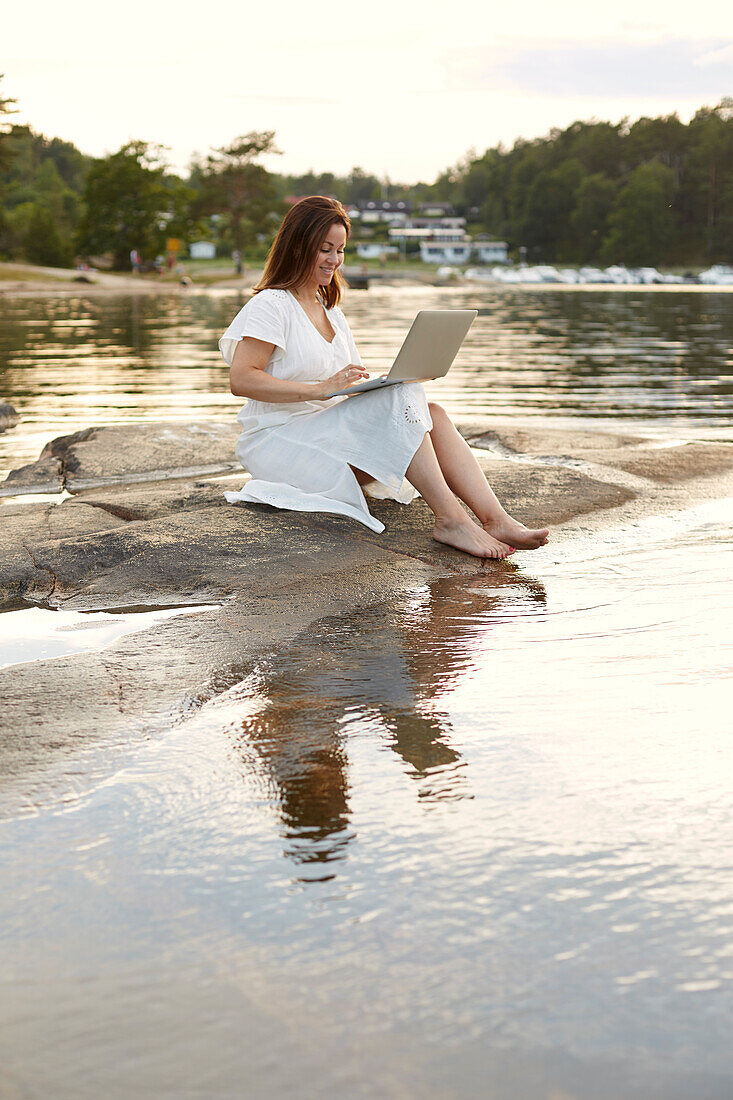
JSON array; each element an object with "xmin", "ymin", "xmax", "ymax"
[
  {"xmin": 1, "ymin": 285, "xmax": 732, "ymax": 480},
  {"xmin": 1, "ymin": 287, "xmax": 732, "ymax": 1097}
]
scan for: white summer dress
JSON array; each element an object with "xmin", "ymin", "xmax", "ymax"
[{"xmin": 219, "ymin": 288, "xmax": 433, "ymax": 533}]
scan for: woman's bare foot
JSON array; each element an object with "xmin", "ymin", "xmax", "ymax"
[
  {"xmin": 433, "ymin": 517, "xmax": 515, "ymax": 559},
  {"xmin": 483, "ymin": 517, "xmax": 549, "ymax": 550}
]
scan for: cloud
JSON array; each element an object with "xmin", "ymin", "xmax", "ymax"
[{"xmin": 475, "ymin": 38, "xmax": 733, "ymax": 98}]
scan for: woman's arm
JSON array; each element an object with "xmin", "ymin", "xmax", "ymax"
[{"xmin": 229, "ymin": 337, "xmax": 368, "ymax": 402}]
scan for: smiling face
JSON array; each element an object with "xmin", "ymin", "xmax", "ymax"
[{"xmin": 310, "ymin": 222, "xmax": 346, "ymax": 288}]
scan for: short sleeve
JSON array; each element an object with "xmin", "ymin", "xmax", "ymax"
[{"xmin": 219, "ymin": 290, "xmax": 288, "ymax": 366}]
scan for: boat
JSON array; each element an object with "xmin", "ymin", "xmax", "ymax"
[{"xmin": 699, "ymin": 265, "xmax": 733, "ymax": 285}]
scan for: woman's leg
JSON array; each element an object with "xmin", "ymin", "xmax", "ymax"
[
  {"xmin": 404, "ymin": 433, "xmax": 515, "ymax": 559},
  {"xmin": 427, "ymin": 403, "xmax": 549, "ymax": 549}
]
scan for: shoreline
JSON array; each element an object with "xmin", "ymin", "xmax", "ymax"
[{"xmin": 3, "ymin": 261, "xmax": 733, "ymax": 298}]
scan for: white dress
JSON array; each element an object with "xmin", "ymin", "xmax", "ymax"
[{"xmin": 219, "ymin": 288, "xmax": 433, "ymax": 533}]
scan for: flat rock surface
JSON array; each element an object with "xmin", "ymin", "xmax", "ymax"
[
  {"xmin": 0, "ymin": 558, "xmax": 440, "ymax": 779},
  {"xmin": 73, "ymin": 476, "xmax": 240, "ymax": 521},
  {"xmin": 466, "ymin": 425, "xmax": 648, "ymax": 457},
  {"xmin": 1, "ymin": 414, "xmax": 729, "ymax": 757},
  {"xmin": 574, "ymin": 441, "xmax": 733, "ymax": 483},
  {"xmin": 0, "ymin": 451, "xmax": 632, "ymax": 610},
  {"xmin": 0, "ymin": 500, "xmax": 126, "ymax": 604},
  {"xmin": 1, "ymin": 420, "xmax": 240, "ymax": 495}
]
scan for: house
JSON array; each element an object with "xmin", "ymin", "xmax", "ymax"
[
  {"xmin": 356, "ymin": 243, "xmax": 399, "ymax": 260},
  {"xmin": 388, "ymin": 227, "xmax": 468, "ymax": 244},
  {"xmin": 409, "ymin": 215, "xmax": 466, "ymax": 231},
  {"xmin": 358, "ymin": 200, "xmax": 412, "ymax": 225},
  {"xmin": 473, "ymin": 240, "xmax": 509, "ymax": 264},
  {"xmin": 387, "ymin": 225, "xmax": 473, "ymax": 264},
  {"xmin": 420, "ymin": 240, "xmax": 472, "ymax": 264},
  {"xmin": 418, "ymin": 202, "xmax": 455, "ymax": 218},
  {"xmin": 189, "ymin": 241, "xmax": 216, "ymax": 260}
]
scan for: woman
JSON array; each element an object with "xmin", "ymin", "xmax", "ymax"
[{"xmin": 220, "ymin": 196, "xmax": 549, "ymax": 559}]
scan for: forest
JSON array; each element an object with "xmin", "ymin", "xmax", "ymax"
[{"xmin": 1, "ymin": 77, "xmax": 731, "ymax": 270}]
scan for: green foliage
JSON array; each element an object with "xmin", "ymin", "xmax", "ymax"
[
  {"xmin": 422, "ymin": 102, "xmax": 733, "ymax": 265},
  {"xmin": 0, "ymin": 124, "xmax": 89, "ymax": 210},
  {"xmin": 75, "ymin": 141, "xmax": 175, "ymax": 268},
  {"xmin": 24, "ymin": 203, "xmax": 73, "ymax": 267},
  {"xmin": 2, "ymin": 90, "xmax": 732, "ymax": 272},
  {"xmin": 0, "ymin": 75, "xmax": 18, "ymax": 172},
  {"xmin": 193, "ymin": 132, "xmax": 282, "ymax": 252},
  {"xmin": 570, "ymin": 174, "xmax": 618, "ymax": 262},
  {"xmin": 520, "ymin": 159, "xmax": 584, "ymax": 261},
  {"xmin": 600, "ymin": 163, "xmax": 676, "ymax": 266}
]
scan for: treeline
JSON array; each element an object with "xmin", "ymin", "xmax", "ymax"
[
  {"xmin": 1, "ymin": 76, "xmax": 731, "ymax": 270},
  {"xmin": 429, "ymin": 105, "xmax": 733, "ymax": 266}
]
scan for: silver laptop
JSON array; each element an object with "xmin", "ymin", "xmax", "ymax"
[{"xmin": 326, "ymin": 309, "xmax": 478, "ymax": 397}]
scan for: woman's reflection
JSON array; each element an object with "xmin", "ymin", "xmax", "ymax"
[{"xmin": 227, "ymin": 569, "xmax": 546, "ymax": 880}]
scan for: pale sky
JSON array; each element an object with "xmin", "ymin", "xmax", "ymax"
[{"xmin": 3, "ymin": 0, "xmax": 732, "ymax": 183}]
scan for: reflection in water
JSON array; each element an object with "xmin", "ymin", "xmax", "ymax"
[{"xmin": 226, "ymin": 571, "xmax": 546, "ymax": 878}]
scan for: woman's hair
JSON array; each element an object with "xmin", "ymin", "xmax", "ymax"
[{"xmin": 253, "ymin": 195, "xmax": 350, "ymax": 309}]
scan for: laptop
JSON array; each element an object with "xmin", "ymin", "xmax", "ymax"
[{"xmin": 326, "ymin": 309, "xmax": 478, "ymax": 397}]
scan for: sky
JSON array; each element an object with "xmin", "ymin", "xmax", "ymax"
[{"xmin": 3, "ymin": 0, "xmax": 732, "ymax": 183}]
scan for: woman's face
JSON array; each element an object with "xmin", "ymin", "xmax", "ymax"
[{"xmin": 310, "ymin": 222, "xmax": 346, "ymax": 287}]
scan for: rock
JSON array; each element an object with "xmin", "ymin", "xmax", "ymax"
[
  {"xmin": 1, "ymin": 501, "xmax": 425, "ymax": 611},
  {"xmin": 0, "ymin": 557, "xmax": 442, "ymax": 780},
  {"xmin": 1, "ymin": 453, "xmax": 62, "ymax": 495},
  {"xmin": 0, "ymin": 500, "xmax": 128, "ymax": 605},
  {"xmin": 0, "ymin": 414, "xmax": 726, "ymax": 778},
  {"xmin": 73, "ymin": 476, "xmax": 240, "ymax": 521},
  {"xmin": 0, "ymin": 444, "xmax": 636, "ymax": 611},
  {"xmin": 0, "ymin": 404, "xmax": 20, "ymax": 433},
  {"xmin": 464, "ymin": 424, "xmax": 648, "ymax": 458},
  {"xmin": 302, "ymin": 457, "xmax": 634, "ymax": 572},
  {"xmin": 1, "ymin": 420, "xmax": 240, "ymax": 496},
  {"xmin": 462, "ymin": 423, "xmax": 733, "ymax": 488},
  {"xmin": 572, "ymin": 442, "xmax": 733, "ymax": 484}
]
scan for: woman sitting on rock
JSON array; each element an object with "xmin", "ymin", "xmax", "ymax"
[{"xmin": 219, "ymin": 196, "xmax": 549, "ymax": 558}]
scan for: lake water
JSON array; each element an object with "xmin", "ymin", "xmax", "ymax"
[
  {"xmin": 1, "ymin": 285, "xmax": 732, "ymax": 480},
  {"xmin": 1, "ymin": 287, "xmax": 732, "ymax": 1098}
]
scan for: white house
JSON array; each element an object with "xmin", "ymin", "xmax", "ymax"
[
  {"xmin": 420, "ymin": 241, "xmax": 473, "ymax": 264},
  {"xmin": 474, "ymin": 241, "xmax": 509, "ymax": 264},
  {"xmin": 358, "ymin": 200, "xmax": 411, "ymax": 225},
  {"xmin": 189, "ymin": 241, "xmax": 216, "ymax": 260},
  {"xmin": 356, "ymin": 243, "xmax": 399, "ymax": 260},
  {"xmin": 388, "ymin": 226, "xmax": 468, "ymax": 245}
]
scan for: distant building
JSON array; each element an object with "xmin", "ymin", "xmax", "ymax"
[
  {"xmin": 355, "ymin": 211, "xmax": 510, "ymax": 266},
  {"xmin": 420, "ymin": 240, "xmax": 472, "ymax": 264},
  {"xmin": 356, "ymin": 243, "xmax": 400, "ymax": 259},
  {"xmin": 388, "ymin": 227, "xmax": 467, "ymax": 244},
  {"xmin": 190, "ymin": 241, "xmax": 216, "ymax": 260},
  {"xmin": 418, "ymin": 202, "xmax": 455, "ymax": 217},
  {"xmin": 388, "ymin": 224, "xmax": 473, "ymax": 264},
  {"xmin": 474, "ymin": 241, "xmax": 509, "ymax": 264},
  {"xmin": 409, "ymin": 215, "xmax": 466, "ymax": 231},
  {"xmin": 358, "ymin": 200, "xmax": 412, "ymax": 225}
]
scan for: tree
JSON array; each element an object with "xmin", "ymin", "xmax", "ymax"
[
  {"xmin": 194, "ymin": 132, "xmax": 281, "ymax": 253},
  {"xmin": 75, "ymin": 141, "xmax": 173, "ymax": 268},
  {"xmin": 570, "ymin": 174, "xmax": 618, "ymax": 262},
  {"xmin": 601, "ymin": 162, "xmax": 676, "ymax": 266},
  {"xmin": 24, "ymin": 203, "xmax": 73, "ymax": 267},
  {"xmin": 680, "ymin": 106, "xmax": 733, "ymax": 261},
  {"xmin": 0, "ymin": 75, "xmax": 17, "ymax": 172},
  {"xmin": 520, "ymin": 159, "xmax": 584, "ymax": 261},
  {"xmin": 560, "ymin": 120, "xmax": 624, "ymax": 178}
]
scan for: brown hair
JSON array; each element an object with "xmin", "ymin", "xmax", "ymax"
[{"xmin": 253, "ymin": 195, "xmax": 350, "ymax": 309}]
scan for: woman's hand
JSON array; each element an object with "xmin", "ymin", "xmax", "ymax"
[{"xmin": 311, "ymin": 363, "xmax": 370, "ymax": 399}]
